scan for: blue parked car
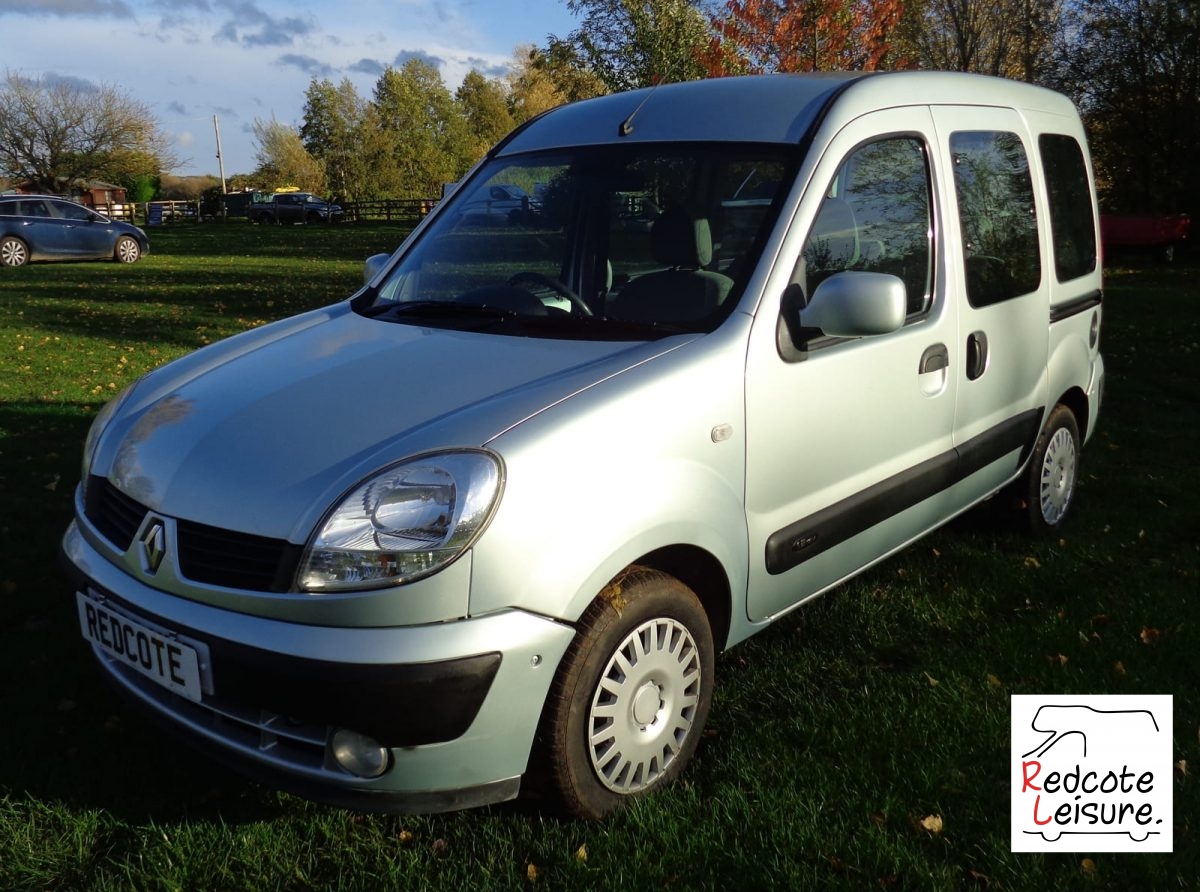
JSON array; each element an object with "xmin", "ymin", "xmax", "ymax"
[{"xmin": 0, "ymin": 194, "xmax": 149, "ymax": 266}]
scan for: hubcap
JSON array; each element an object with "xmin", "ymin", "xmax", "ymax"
[
  {"xmin": 1039, "ymin": 427, "xmax": 1077, "ymax": 525},
  {"xmin": 2, "ymin": 240, "xmax": 25, "ymax": 266},
  {"xmin": 587, "ymin": 617, "xmax": 701, "ymax": 794}
]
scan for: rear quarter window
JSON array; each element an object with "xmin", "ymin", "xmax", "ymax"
[{"xmin": 1038, "ymin": 133, "xmax": 1097, "ymax": 282}]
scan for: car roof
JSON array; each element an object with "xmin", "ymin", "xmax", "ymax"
[
  {"xmin": 0, "ymin": 194, "xmax": 82, "ymax": 203},
  {"xmin": 496, "ymin": 71, "xmax": 1077, "ymax": 155}
]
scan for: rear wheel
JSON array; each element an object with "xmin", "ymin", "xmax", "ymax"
[
  {"xmin": 1, "ymin": 235, "xmax": 29, "ymax": 267},
  {"xmin": 114, "ymin": 235, "xmax": 141, "ymax": 263},
  {"xmin": 541, "ymin": 567, "xmax": 714, "ymax": 819},
  {"xmin": 1024, "ymin": 403, "xmax": 1080, "ymax": 535}
]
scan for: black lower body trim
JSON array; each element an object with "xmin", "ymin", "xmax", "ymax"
[{"xmin": 765, "ymin": 408, "xmax": 1043, "ymax": 574}]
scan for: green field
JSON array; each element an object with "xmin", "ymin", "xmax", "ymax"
[{"xmin": 0, "ymin": 225, "xmax": 1195, "ymax": 890}]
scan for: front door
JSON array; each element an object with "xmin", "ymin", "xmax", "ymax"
[{"xmin": 744, "ymin": 107, "xmax": 958, "ymax": 622}]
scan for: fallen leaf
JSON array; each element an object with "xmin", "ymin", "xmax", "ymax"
[
  {"xmin": 1114, "ymin": 661, "xmax": 1126, "ymax": 676},
  {"xmin": 1024, "ymin": 556, "xmax": 1041, "ymax": 569},
  {"xmin": 986, "ymin": 673, "xmax": 1003, "ymax": 688},
  {"xmin": 431, "ymin": 838, "xmax": 449, "ymax": 857},
  {"xmin": 1047, "ymin": 654, "xmax": 1069, "ymax": 666},
  {"xmin": 869, "ymin": 811, "xmax": 887, "ymax": 828},
  {"xmin": 397, "ymin": 830, "xmax": 413, "ymax": 844},
  {"xmin": 924, "ymin": 672, "xmax": 940, "ymax": 687},
  {"xmin": 1140, "ymin": 627, "xmax": 1161, "ymax": 645},
  {"xmin": 966, "ymin": 868, "xmax": 991, "ymax": 886},
  {"xmin": 574, "ymin": 844, "xmax": 588, "ymax": 862},
  {"xmin": 1176, "ymin": 760, "xmax": 1189, "ymax": 778},
  {"xmin": 527, "ymin": 862, "xmax": 540, "ymax": 883},
  {"xmin": 920, "ymin": 814, "xmax": 944, "ymax": 834},
  {"xmin": 1080, "ymin": 858, "xmax": 1097, "ymax": 877}
]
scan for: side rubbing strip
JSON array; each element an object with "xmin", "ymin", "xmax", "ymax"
[
  {"xmin": 1050, "ymin": 290, "xmax": 1102, "ymax": 323},
  {"xmin": 765, "ymin": 408, "xmax": 1044, "ymax": 575}
]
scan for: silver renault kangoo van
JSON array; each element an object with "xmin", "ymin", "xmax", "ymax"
[{"xmin": 63, "ymin": 72, "xmax": 1104, "ymax": 818}]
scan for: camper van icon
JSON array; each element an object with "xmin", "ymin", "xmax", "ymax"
[{"xmin": 1021, "ymin": 704, "xmax": 1160, "ymax": 760}]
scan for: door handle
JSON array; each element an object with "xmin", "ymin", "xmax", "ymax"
[
  {"xmin": 919, "ymin": 343, "xmax": 949, "ymax": 374},
  {"xmin": 966, "ymin": 331, "xmax": 989, "ymax": 380}
]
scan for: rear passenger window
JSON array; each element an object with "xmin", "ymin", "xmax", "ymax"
[
  {"xmin": 800, "ymin": 136, "xmax": 932, "ymax": 317},
  {"xmin": 1038, "ymin": 134, "xmax": 1097, "ymax": 282},
  {"xmin": 950, "ymin": 131, "xmax": 1041, "ymax": 306}
]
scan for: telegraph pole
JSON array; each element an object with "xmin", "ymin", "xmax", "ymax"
[{"xmin": 213, "ymin": 114, "xmax": 227, "ymax": 219}]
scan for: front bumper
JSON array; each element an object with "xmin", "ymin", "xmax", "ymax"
[{"xmin": 61, "ymin": 520, "xmax": 575, "ymax": 813}]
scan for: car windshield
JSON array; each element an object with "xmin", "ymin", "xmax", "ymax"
[{"xmin": 362, "ymin": 143, "xmax": 797, "ymax": 339}]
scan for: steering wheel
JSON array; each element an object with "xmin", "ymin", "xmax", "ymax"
[{"xmin": 506, "ymin": 271, "xmax": 593, "ymax": 316}]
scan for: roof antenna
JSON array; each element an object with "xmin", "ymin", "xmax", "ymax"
[{"xmin": 618, "ymin": 81, "xmax": 661, "ymax": 137}]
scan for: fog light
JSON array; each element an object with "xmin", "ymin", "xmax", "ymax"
[{"xmin": 330, "ymin": 728, "xmax": 389, "ymax": 778}]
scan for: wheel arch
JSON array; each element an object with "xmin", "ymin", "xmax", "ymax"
[
  {"xmin": 1055, "ymin": 385, "xmax": 1090, "ymax": 440},
  {"xmin": 621, "ymin": 546, "xmax": 733, "ymax": 652}
]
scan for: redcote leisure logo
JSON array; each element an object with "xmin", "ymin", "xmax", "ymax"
[{"xmin": 1011, "ymin": 695, "xmax": 1173, "ymax": 852}]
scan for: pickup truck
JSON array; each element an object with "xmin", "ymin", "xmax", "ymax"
[{"xmin": 249, "ymin": 192, "xmax": 344, "ymax": 225}]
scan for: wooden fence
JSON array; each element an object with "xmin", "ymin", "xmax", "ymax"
[
  {"xmin": 341, "ymin": 198, "xmax": 437, "ymax": 225},
  {"xmin": 87, "ymin": 197, "xmax": 439, "ymax": 226}
]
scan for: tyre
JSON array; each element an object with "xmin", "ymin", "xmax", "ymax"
[
  {"xmin": 541, "ymin": 567, "xmax": 714, "ymax": 819},
  {"xmin": 1023, "ymin": 403, "xmax": 1081, "ymax": 535},
  {"xmin": 114, "ymin": 235, "xmax": 141, "ymax": 263},
  {"xmin": 1, "ymin": 235, "xmax": 29, "ymax": 267}
]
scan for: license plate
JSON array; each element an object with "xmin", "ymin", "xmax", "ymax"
[{"xmin": 77, "ymin": 592, "xmax": 207, "ymax": 702}]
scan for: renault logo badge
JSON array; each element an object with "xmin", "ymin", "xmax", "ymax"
[{"xmin": 139, "ymin": 519, "xmax": 167, "ymax": 574}]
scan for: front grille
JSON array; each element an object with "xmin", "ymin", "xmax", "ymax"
[
  {"xmin": 176, "ymin": 518, "xmax": 302, "ymax": 592},
  {"xmin": 99, "ymin": 650, "xmax": 333, "ymax": 776},
  {"xmin": 84, "ymin": 475, "xmax": 302, "ymax": 592},
  {"xmin": 85, "ymin": 475, "xmax": 145, "ymax": 551}
]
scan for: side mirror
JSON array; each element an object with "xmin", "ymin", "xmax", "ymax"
[
  {"xmin": 363, "ymin": 253, "xmax": 390, "ymax": 285},
  {"xmin": 802, "ymin": 271, "xmax": 907, "ymax": 338}
]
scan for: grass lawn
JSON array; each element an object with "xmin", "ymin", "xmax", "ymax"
[{"xmin": 0, "ymin": 224, "xmax": 1196, "ymax": 890}]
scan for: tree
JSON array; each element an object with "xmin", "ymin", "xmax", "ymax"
[
  {"xmin": 251, "ymin": 117, "xmax": 325, "ymax": 192},
  {"xmin": 456, "ymin": 70, "xmax": 516, "ymax": 160},
  {"xmin": 902, "ymin": 0, "xmax": 1064, "ymax": 81},
  {"xmin": 300, "ymin": 78, "xmax": 376, "ymax": 202},
  {"xmin": 507, "ymin": 43, "xmax": 607, "ymax": 124},
  {"xmin": 0, "ymin": 72, "xmax": 176, "ymax": 192},
  {"xmin": 1055, "ymin": 0, "xmax": 1200, "ymax": 214},
  {"xmin": 562, "ymin": 0, "xmax": 712, "ymax": 91},
  {"xmin": 373, "ymin": 60, "xmax": 473, "ymax": 199},
  {"xmin": 704, "ymin": 0, "xmax": 909, "ymax": 74}
]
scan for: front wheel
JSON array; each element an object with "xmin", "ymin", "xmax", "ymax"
[
  {"xmin": 1024, "ymin": 404, "xmax": 1081, "ymax": 535},
  {"xmin": 113, "ymin": 235, "xmax": 141, "ymax": 263},
  {"xmin": 541, "ymin": 567, "xmax": 714, "ymax": 819}
]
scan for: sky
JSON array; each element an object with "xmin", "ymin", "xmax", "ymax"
[{"xmin": 0, "ymin": 0, "xmax": 580, "ymax": 177}]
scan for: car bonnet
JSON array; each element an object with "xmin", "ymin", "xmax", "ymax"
[{"xmin": 90, "ymin": 304, "xmax": 692, "ymax": 542}]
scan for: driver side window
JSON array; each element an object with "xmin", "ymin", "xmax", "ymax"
[{"xmin": 797, "ymin": 136, "xmax": 933, "ymax": 318}]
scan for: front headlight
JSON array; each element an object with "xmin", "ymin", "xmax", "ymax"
[{"xmin": 297, "ymin": 450, "xmax": 503, "ymax": 592}]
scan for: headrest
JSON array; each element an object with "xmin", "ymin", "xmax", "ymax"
[{"xmin": 650, "ymin": 207, "xmax": 713, "ymax": 268}]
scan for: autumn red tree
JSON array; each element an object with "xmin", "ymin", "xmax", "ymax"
[{"xmin": 703, "ymin": 0, "xmax": 910, "ymax": 75}]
